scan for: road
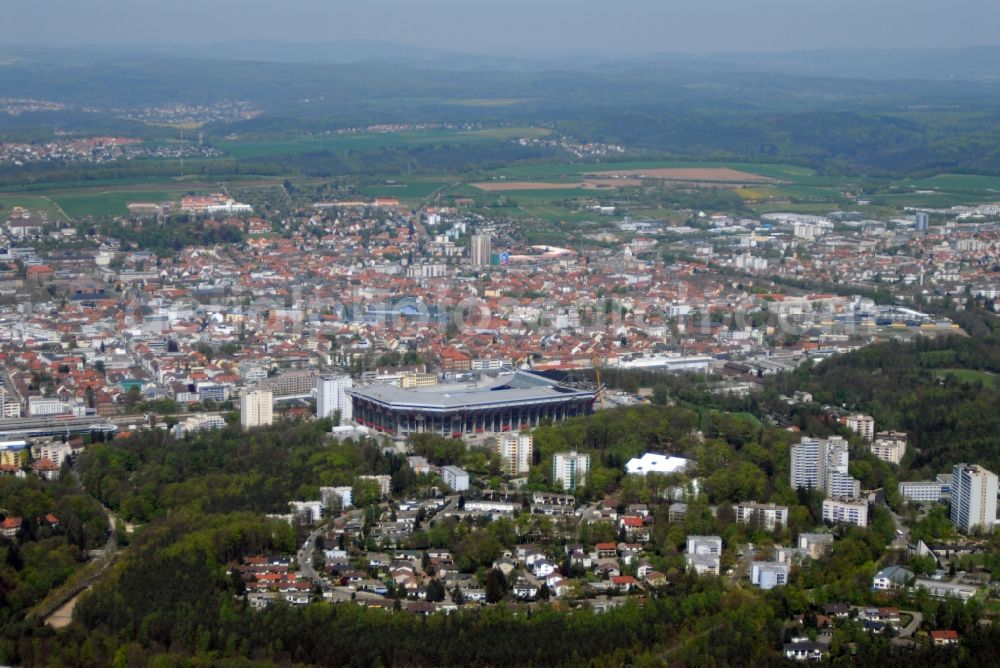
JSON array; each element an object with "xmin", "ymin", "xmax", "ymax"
[
  {"xmin": 40, "ymin": 481, "xmax": 121, "ymax": 627},
  {"xmin": 428, "ymin": 495, "xmax": 460, "ymax": 527},
  {"xmin": 297, "ymin": 523, "xmax": 330, "ymax": 585},
  {"xmin": 888, "ymin": 508, "xmax": 910, "ymax": 550},
  {"xmin": 897, "ymin": 611, "xmax": 924, "ymax": 638}
]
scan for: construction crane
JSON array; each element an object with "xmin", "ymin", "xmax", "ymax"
[{"xmin": 591, "ymin": 353, "xmax": 606, "ymax": 410}]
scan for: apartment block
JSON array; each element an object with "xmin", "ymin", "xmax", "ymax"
[
  {"xmin": 751, "ymin": 561, "xmax": 790, "ymax": 590},
  {"xmin": 552, "ymin": 451, "xmax": 590, "ymax": 492},
  {"xmin": 240, "ymin": 389, "xmax": 274, "ymax": 430},
  {"xmin": 317, "ymin": 373, "xmax": 353, "ymax": 423},
  {"xmin": 495, "ymin": 432, "xmax": 533, "ymax": 476},
  {"xmin": 845, "ymin": 414, "xmax": 875, "ymax": 441},
  {"xmin": 821, "ymin": 498, "xmax": 869, "ymax": 527},
  {"xmin": 871, "ymin": 431, "xmax": 907, "ymax": 465},
  {"xmin": 734, "ymin": 502, "xmax": 789, "ymax": 531},
  {"xmin": 790, "ymin": 435, "xmax": 860, "ymax": 499},
  {"xmin": 950, "ymin": 463, "xmax": 998, "ymax": 534}
]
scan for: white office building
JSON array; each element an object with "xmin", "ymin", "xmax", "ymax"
[
  {"xmin": 240, "ymin": 389, "xmax": 274, "ymax": 430},
  {"xmin": 317, "ymin": 373, "xmax": 353, "ymax": 423},
  {"xmin": 950, "ymin": 463, "xmax": 998, "ymax": 534},
  {"xmin": 552, "ymin": 451, "xmax": 590, "ymax": 491},
  {"xmin": 495, "ymin": 433, "xmax": 533, "ymax": 476}
]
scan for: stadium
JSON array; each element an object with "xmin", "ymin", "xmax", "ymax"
[{"xmin": 347, "ymin": 370, "xmax": 597, "ymax": 437}]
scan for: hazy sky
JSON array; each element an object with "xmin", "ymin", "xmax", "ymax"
[{"xmin": 5, "ymin": 0, "xmax": 1000, "ymax": 55}]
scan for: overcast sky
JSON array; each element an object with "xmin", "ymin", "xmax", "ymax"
[{"xmin": 5, "ymin": 0, "xmax": 1000, "ymax": 56}]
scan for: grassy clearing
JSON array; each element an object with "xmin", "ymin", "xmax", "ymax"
[{"xmin": 933, "ymin": 368, "xmax": 1000, "ymax": 387}]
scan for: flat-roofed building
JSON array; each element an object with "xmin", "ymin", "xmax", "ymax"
[
  {"xmin": 240, "ymin": 389, "xmax": 274, "ymax": 430},
  {"xmin": 495, "ymin": 432, "xmax": 533, "ymax": 476},
  {"xmin": 822, "ymin": 498, "xmax": 869, "ymax": 527},
  {"xmin": 845, "ymin": 414, "xmax": 875, "ymax": 441},
  {"xmin": 317, "ymin": 373, "xmax": 353, "ymax": 423},
  {"xmin": 734, "ymin": 502, "xmax": 788, "ymax": 531},
  {"xmin": 871, "ymin": 431, "xmax": 907, "ymax": 465},
  {"xmin": 552, "ymin": 451, "xmax": 589, "ymax": 491},
  {"xmin": 951, "ymin": 463, "xmax": 998, "ymax": 534},
  {"xmin": 751, "ymin": 561, "xmax": 790, "ymax": 590},
  {"xmin": 899, "ymin": 479, "xmax": 949, "ymax": 504}
]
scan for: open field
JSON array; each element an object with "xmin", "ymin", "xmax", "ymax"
[
  {"xmin": 583, "ymin": 167, "xmax": 776, "ymax": 183},
  {"xmin": 0, "ymin": 194, "xmax": 67, "ymax": 221},
  {"xmin": 220, "ymin": 127, "xmax": 550, "ymax": 159},
  {"xmin": 489, "ymin": 160, "xmax": 814, "ymax": 181},
  {"xmin": 904, "ymin": 174, "xmax": 1000, "ymax": 191},
  {"xmin": 871, "ymin": 191, "xmax": 999, "ymax": 208},
  {"xmin": 0, "ymin": 177, "xmax": 307, "ymax": 219},
  {"xmin": 52, "ymin": 190, "xmax": 186, "ymax": 219},
  {"xmin": 472, "ymin": 178, "xmax": 641, "ymax": 192},
  {"xmin": 933, "ymin": 368, "xmax": 1000, "ymax": 387}
]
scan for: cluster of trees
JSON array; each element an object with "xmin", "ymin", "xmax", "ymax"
[
  {"xmin": 766, "ymin": 331, "xmax": 1000, "ymax": 476},
  {"xmin": 88, "ymin": 218, "xmax": 244, "ymax": 254},
  {"xmin": 0, "ymin": 475, "xmax": 109, "ymax": 626},
  {"xmin": 78, "ymin": 420, "xmax": 426, "ymax": 523}
]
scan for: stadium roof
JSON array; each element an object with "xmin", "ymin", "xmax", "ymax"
[{"xmin": 347, "ymin": 370, "xmax": 595, "ymax": 412}]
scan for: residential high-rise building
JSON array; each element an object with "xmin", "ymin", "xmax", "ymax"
[
  {"xmin": 240, "ymin": 389, "xmax": 273, "ymax": 430},
  {"xmin": 495, "ymin": 432, "xmax": 533, "ymax": 476},
  {"xmin": 950, "ymin": 464, "xmax": 998, "ymax": 534},
  {"xmin": 871, "ymin": 431, "xmax": 907, "ymax": 465},
  {"xmin": 317, "ymin": 373, "xmax": 353, "ymax": 423},
  {"xmin": 470, "ymin": 234, "xmax": 492, "ymax": 267},
  {"xmin": 845, "ymin": 414, "xmax": 875, "ymax": 441},
  {"xmin": 552, "ymin": 451, "xmax": 590, "ymax": 491},
  {"xmin": 790, "ymin": 437, "xmax": 825, "ymax": 491},
  {"xmin": 790, "ymin": 436, "xmax": 860, "ymax": 498},
  {"xmin": 914, "ymin": 211, "xmax": 930, "ymax": 233}
]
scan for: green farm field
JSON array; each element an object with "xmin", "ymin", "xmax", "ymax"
[
  {"xmin": 0, "ymin": 194, "xmax": 67, "ymax": 221},
  {"xmin": 220, "ymin": 127, "xmax": 550, "ymax": 159},
  {"xmin": 51, "ymin": 190, "xmax": 185, "ymax": 219},
  {"xmin": 904, "ymin": 174, "xmax": 1000, "ymax": 192}
]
